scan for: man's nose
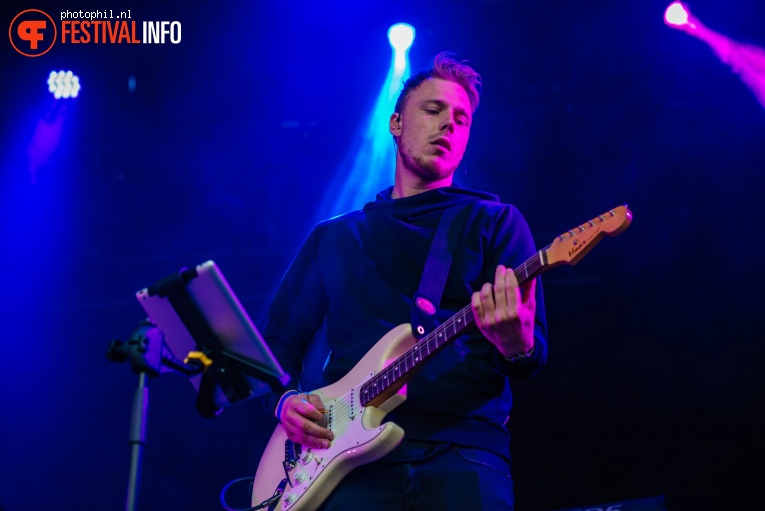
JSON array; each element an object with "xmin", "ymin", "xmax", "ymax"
[{"xmin": 439, "ymin": 115, "xmax": 455, "ymax": 132}]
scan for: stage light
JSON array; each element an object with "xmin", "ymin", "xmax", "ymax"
[
  {"xmin": 665, "ymin": 2, "xmax": 690, "ymax": 27},
  {"xmin": 388, "ymin": 23, "xmax": 415, "ymax": 53},
  {"xmin": 47, "ymin": 70, "xmax": 80, "ymax": 99},
  {"xmin": 388, "ymin": 23, "xmax": 415, "ymax": 76},
  {"xmin": 664, "ymin": 2, "xmax": 765, "ymax": 109}
]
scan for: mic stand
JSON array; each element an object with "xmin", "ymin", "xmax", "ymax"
[
  {"xmin": 106, "ymin": 319, "xmax": 204, "ymax": 511},
  {"xmin": 128, "ymin": 370, "xmax": 147, "ymax": 511}
]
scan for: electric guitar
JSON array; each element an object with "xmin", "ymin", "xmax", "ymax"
[{"xmin": 251, "ymin": 205, "xmax": 633, "ymax": 511}]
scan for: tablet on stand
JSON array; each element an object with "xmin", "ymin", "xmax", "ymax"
[{"xmin": 136, "ymin": 260, "xmax": 290, "ymax": 417}]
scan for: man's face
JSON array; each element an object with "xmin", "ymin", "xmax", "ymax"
[{"xmin": 391, "ymin": 77, "xmax": 473, "ymax": 182}]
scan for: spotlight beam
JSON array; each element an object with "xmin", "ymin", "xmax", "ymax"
[{"xmin": 317, "ymin": 24, "xmax": 415, "ymax": 220}]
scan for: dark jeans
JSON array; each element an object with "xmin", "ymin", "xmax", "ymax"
[{"xmin": 316, "ymin": 445, "xmax": 514, "ymax": 510}]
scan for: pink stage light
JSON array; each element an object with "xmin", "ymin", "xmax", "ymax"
[
  {"xmin": 665, "ymin": 2, "xmax": 765, "ymax": 109},
  {"xmin": 664, "ymin": 2, "xmax": 690, "ymax": 28}
]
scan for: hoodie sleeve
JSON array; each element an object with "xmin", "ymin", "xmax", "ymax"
[
  {"xmin": 484, "ymin": 204, "xmax": 548, "ymax": 379},
  {"xmin": 260, "ymin": 224, "xmax": 329, "ymax": 414}
]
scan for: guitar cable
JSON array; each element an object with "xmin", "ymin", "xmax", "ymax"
[{"xmin": 220, "ymin": 476, "xmax": 285, "ymax": 511}]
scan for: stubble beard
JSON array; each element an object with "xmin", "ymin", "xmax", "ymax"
[{"xmin": 399, "ymin": 144, "xmax": 456, "ymax": 183}]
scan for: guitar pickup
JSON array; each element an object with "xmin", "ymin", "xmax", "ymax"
[{"xmin": 349, "ymin": 389, "xmax": 356, "ymax": 420}]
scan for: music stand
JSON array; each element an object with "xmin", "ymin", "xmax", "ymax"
[{"xmin": 107, "ymin": 260, "xmax": 290, "ymax": 511}]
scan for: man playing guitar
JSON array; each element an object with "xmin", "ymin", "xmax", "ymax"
[{"xmin": 259, "ymin": 52, "xmax": 548, "ymax": 511}]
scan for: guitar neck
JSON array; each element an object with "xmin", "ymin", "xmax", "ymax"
[
  {"xmin": 358, "ymin": 248, "xmax": 548, "ymax": 407},
  {"xmin": 357, "ymin": 204, "xmax": 632, "ymax": 407}
]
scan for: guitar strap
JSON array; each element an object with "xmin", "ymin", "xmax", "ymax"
[{"xmin": 411, "ymin": 204, "xmax": 470, "ymax": 339}]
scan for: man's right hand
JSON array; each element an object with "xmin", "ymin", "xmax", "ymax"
[{"xmin": 279, "ymin": 393, "xmax": 334, "ymax": 449}]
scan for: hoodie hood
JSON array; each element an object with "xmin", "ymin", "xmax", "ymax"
[{"xmin": 363, "ymin": 185, "xmax": 500, "ymax": 222}]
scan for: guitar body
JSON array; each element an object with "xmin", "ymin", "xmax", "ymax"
[{"xmin": 251, "ymin": 324, "xmax": 417, "ymax": 511}]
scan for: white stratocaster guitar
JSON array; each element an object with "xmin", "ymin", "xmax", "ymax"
[{"xmin": 251, "ymin": 205, "xmax": 633, "ymax": 511}]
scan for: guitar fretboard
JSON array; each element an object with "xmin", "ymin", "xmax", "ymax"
[{"xmin": 358, "ymin": 247, "xmax": 548, "ymax": 407}]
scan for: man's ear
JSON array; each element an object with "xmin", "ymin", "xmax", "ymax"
[{"xmin": 389, "ymin": 113, "xmax": 401, "ymax": 136}]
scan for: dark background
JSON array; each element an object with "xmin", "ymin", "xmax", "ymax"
[{"xmin": 1, "ymin": 1, "xmax": 763, "ymax": 510}]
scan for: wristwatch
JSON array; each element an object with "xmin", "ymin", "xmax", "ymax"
[{"xmin": 505, "ymin": 344, "xmax": 535, "ymax": 362}]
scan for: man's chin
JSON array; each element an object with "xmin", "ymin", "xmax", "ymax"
[
  {"xmin": 402, "ymin": 153, "xmax": 457, "ymax": 181},
  {"xmin": 414, "ymin": 161, "xmax": 457, "ymax": 180}
]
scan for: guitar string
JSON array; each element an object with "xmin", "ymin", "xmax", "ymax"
[
  {"xmin": 360, "ymin": 248, "xmax": 545, "ymax": 402},
  {"xmin": 367, "ymin": 228, "xmax": 565, "ymax": 395}
]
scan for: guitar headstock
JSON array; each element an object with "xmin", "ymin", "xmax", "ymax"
[{"xmin": 545, "ymin": 205, "xmax": 633, "ymax": 267}]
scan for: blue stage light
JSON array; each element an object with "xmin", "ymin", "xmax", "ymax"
[
  {"xmin": 388, "ymin": 23, "xmax": 415, "ymax": 75},
  {"xmin": 388, "ymin": 23, "xmax": 415, "ymax": 52},
  {"xmin": 47, "ymin": 70, "xmax": 80, "ymax": 99}
]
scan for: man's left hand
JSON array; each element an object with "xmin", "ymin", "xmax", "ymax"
[{"xmin": 471, "ymin": 265, "xmax": 536, "ymax": 358}]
